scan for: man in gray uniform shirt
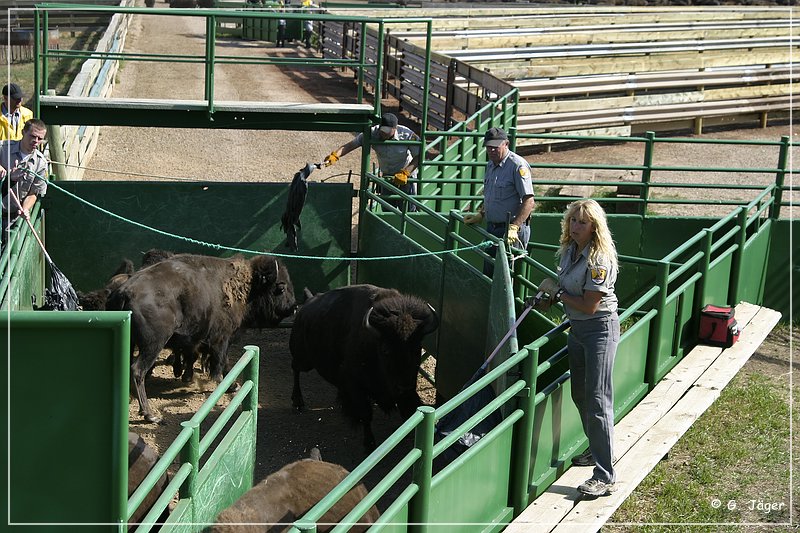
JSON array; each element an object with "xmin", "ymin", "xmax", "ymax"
[
  {"xmin": 465, "ymin": 127, "xmax": 535, "ymax": 275},
  {"xmin": 1, "ymin": 119, "xmax": 49, "ymax": 248},
  {"xmin": 323, "ymin": 113, "xmax": 420, "ymax": 211}
]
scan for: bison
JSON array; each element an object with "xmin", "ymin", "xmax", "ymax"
[
  {"xmin": 75, "ymin": 259, "xmax": 135, "ymax": 311},
  {"xmin": 107, "ymin": 253, "xmax": 296, "ymax": 423},
  {"xmin": 290, "ymin": 284, "xmax": 439, "ymax": 451},
  {"xmin": 210, "ymin": 448, "xmax": 380, "ymax": 533}
]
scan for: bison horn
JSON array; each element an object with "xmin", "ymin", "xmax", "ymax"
[
  {"xmin": 363, "ymin": 306, "xmax": 376, "ymax": 331},
  {"xmin": 421, "ymin": 303, "xmax": 440, "ymax": 335}
]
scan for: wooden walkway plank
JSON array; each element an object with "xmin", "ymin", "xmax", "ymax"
[{"xmin": 506, "ymin": 302, "xmax": 780, "ymax": 533}]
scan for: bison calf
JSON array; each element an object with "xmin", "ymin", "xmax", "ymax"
[
  {"xmin": 290, "ymin": 284, "xmax": 439, "ymax": 451},
  {"xmin": 211, "ymin": 448, "xmax": 379, "ymax": 533},
  {"xmin": 107, "ymin": 253, "xmax": 296, "ymax": 423}
]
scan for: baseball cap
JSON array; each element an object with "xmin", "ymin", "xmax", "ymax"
[
  {"xmin": 379, "ymin": 113, "xmax": 398, "ymax": 135},
  {"xmin": 2, "ymin": 83, "xmax": 24, "ymax": 101},
  {"xmin": 484, "ymin": 127, "xmax": 508, "ymax": 147}
]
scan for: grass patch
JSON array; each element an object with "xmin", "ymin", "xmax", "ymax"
[{"xmin": 608, "ymin": 367, "xmax": 794, "ymax": 531}]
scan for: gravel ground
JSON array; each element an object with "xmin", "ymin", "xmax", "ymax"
[{"xmin": 79, "ymin": 2, "xmax": 795, "ymax": 520}]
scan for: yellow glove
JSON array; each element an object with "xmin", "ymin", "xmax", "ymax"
[
  {"xmin": 323, "ymin": 152, "xmax": 339, "ymax": 167},
  {"xmin": 507, "ymin": 223, "xmax": 520, "ymax": 246},
  {"xmin": 393, "ymin": 168, "xmax": 410, "ymax": 186},
  {"xmin": 463, "ymin": 211, "xmax": 483, "ymax": 224}
]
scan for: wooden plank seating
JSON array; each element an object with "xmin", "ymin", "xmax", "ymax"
[
  {"xmin": 505, "ymin": 302, "xmax": 782, "ymax": 533},
  {"xmin": 326, "ymin": 6, "xmax": 796, "ymax": 138}
]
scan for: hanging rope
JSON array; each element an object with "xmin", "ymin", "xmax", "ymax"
[{"xmin": 44, "ymin": 179, "xmax": 495, "ymax": 261}]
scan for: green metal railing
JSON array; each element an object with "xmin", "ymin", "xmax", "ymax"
[
  {"xmin": 31, "ymin": 4, "xmax": 408, "ymax": 120},
  {"xmin": 406, "ymin": 128, "xmax": 797, "ymax": 219},
  {"xmin": 326, "ymin": 181, "xmax": 778, "ymax": 529},
  {"xmin": 0, "ymin": 202, "xmax": 46, "ymax": 310},
  {"xmin": 131, "ymin": 345, "xmax": 260, "ymax": 532}
]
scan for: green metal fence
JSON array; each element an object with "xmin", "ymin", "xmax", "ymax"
[
  {"xmin": 3, "ymin": 5, "xmax": 796, "ymax": 531},
  {"xmin": 313, "ymin": 181, "xmax": 782, "ymax": 531},
  {"xmin": 0, "ymin": 203, "xmax": 46, "ymax": 310}
]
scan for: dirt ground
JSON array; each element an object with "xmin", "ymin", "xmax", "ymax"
[{"xmin": 83, "ymin": 2, "xmax": 796, "ymax": 520}]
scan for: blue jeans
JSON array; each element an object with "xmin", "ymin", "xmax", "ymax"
[{"xmin": 568, "ymin": 313, "xmax": 619, "ymax": 483}]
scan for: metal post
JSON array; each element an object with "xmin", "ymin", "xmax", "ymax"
[
  {"xmin": 244, "ymin": 345, "xmax": 259, "ymax": 413},
  {"xmin": 729, "ymin": 207, "xmax": 748, "ymax": 306},
  {"xmin": 510, "ymin": 346, "xmax": 538, "ymax": 514},
  {"xmin": 42, "ymin": 10, "xmax": 49, "ymax": 94},
  {"xmin": 46, "ymin": 89, "xmax": 68, "ymax": 180},
  {"xmin": 356, "ymin": 21, "xmax": 367, "ymax": 105},
  {"xmin": 769, "ymin": 135, "xmax": 789, "ymax": 219},
  {"xmin": 33, "ymin": 9, "xmax": 40, "ymax": 115},
  {"xmin": 645, "ymin": 260, "xmax": 669, "ymax": 387},
  {"xmin": 180, "ymin": 420, "xmax": 200, "ymax": 523},
  {"xmin": 697, "ymin": 228, "xmax": 712, "ymax": 308},
  {"xmin": 640, "ymin": 131, "xmax": 655, "ymax": 217},
  {"xmin": 409, "ymin": 406, "xmax": 435, "ymax": 533},
  {"xmin": 205, "ymin": 15, "xmax": 217, "ymax": 116}
]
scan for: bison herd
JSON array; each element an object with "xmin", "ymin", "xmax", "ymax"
[{"xmin": 75, "ymin": 250, "xmax": 440, "ymax": 529}]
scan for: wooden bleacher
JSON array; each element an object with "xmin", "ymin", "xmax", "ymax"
[{"xmin": 505, "ymin": 301, "xmax": 782, "ymax": 533}]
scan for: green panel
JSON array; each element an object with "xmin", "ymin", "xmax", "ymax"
[
  {"xmin": 436, "ymin": 253, "xmax": 491, "ymax": 400},
  {"xmin": 640, "ymin": 217, "xmax": 712, "ymax": 260},
  {"xmin": 161, "ymin": 500, "xmax": 194, "ymax": 533},
  {"xmin": 672, "ymin": 284, "xmax": 697, "ymax": 359},
  {"xmin": 373, "ymin": 504, "xmax": 409, "ymax": 532},
  {"xmin": 704, "ymin": 250, "xmax": 734, "ymax": 306},
  {"xmin": 529, "ymin": 381, "xmax": 583, "ymax": 496},
  {"xmin": 41, "ymin": 182, "xmax": 353, "ymax": 298},
  {"xmin": 737, "ymin": 220, "xmax": 772, "ymax": 306},
  {"xmin": 2, "ymin": 312, "xmax": 130, "ymax": 528},
  {"xmin": 612, "ymin": 318, "xmax": 651, "ymax": 420},
  {"xmin": 652, "ymin": 297, "xmax": 679, "ymax": 384},
  {"xmin": 429, "ymin": 428, "xmax": 513, "ymax": 527},
  {"xmin": 764, "ymin": 218, "xmax": 798, "ymax": 321},
  {"xmin": 194, "ymin": 413, "xmax": 257, "ymax": 526},
  {"xmin": 356, "ymin": 211, "xmax": 444, "ymax": 351},
  {"xmin": 1, "ymin": 214, "xmax": 46, "ymax": 310}
]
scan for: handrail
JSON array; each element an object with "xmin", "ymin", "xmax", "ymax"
[{"xmin": 126, "ymin": 346, "xmax": 259, "ymax": 523}]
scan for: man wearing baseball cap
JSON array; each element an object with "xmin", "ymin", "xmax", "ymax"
[
  {"xmin": 322, "ymin": 112, "xmax": 421, "ymax": 210},
  {"xmin": 1, "ymin": 83, "xmax": 33, "ymax": 141},
  {"xmin": 464, "ymin": 127, "xmax": 535, "ymax": 276}
]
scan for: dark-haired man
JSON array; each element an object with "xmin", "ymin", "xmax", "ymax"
[{"xmin": 1, "ymin": 119, "xmax": 49, "ymax": 245}]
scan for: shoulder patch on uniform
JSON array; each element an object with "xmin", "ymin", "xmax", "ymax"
[
  {"xmin": 591, "ymin": 267, "xmax": 607, "ymax": 284},
  {"xmin": 519, "ymin": 166, "xmax": 530, "ymax": 179}
]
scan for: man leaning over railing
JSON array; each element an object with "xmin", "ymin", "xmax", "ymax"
[{"xmin": 1, "ymin": 119, "xmax": 49, "ymax": 250}]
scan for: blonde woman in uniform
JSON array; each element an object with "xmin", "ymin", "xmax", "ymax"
[{"xmin": 538, "ymin": 199, "xmax": 619, "ymax": 497}]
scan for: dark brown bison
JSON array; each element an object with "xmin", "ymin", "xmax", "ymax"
[
  {"xmin": 210, "ymin": 448, "xmax": 380, "ymax": 533},
  {"xmin": 76, "ymin": 259, "xmax": 135, "ymax": 311},
  {"xmin": 107, "ymin": 253, "xmax": 296, "ymax": 423},
  {"xmin": 290, "ymin": 284, "xmax": 439, "ymax": 451}
]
